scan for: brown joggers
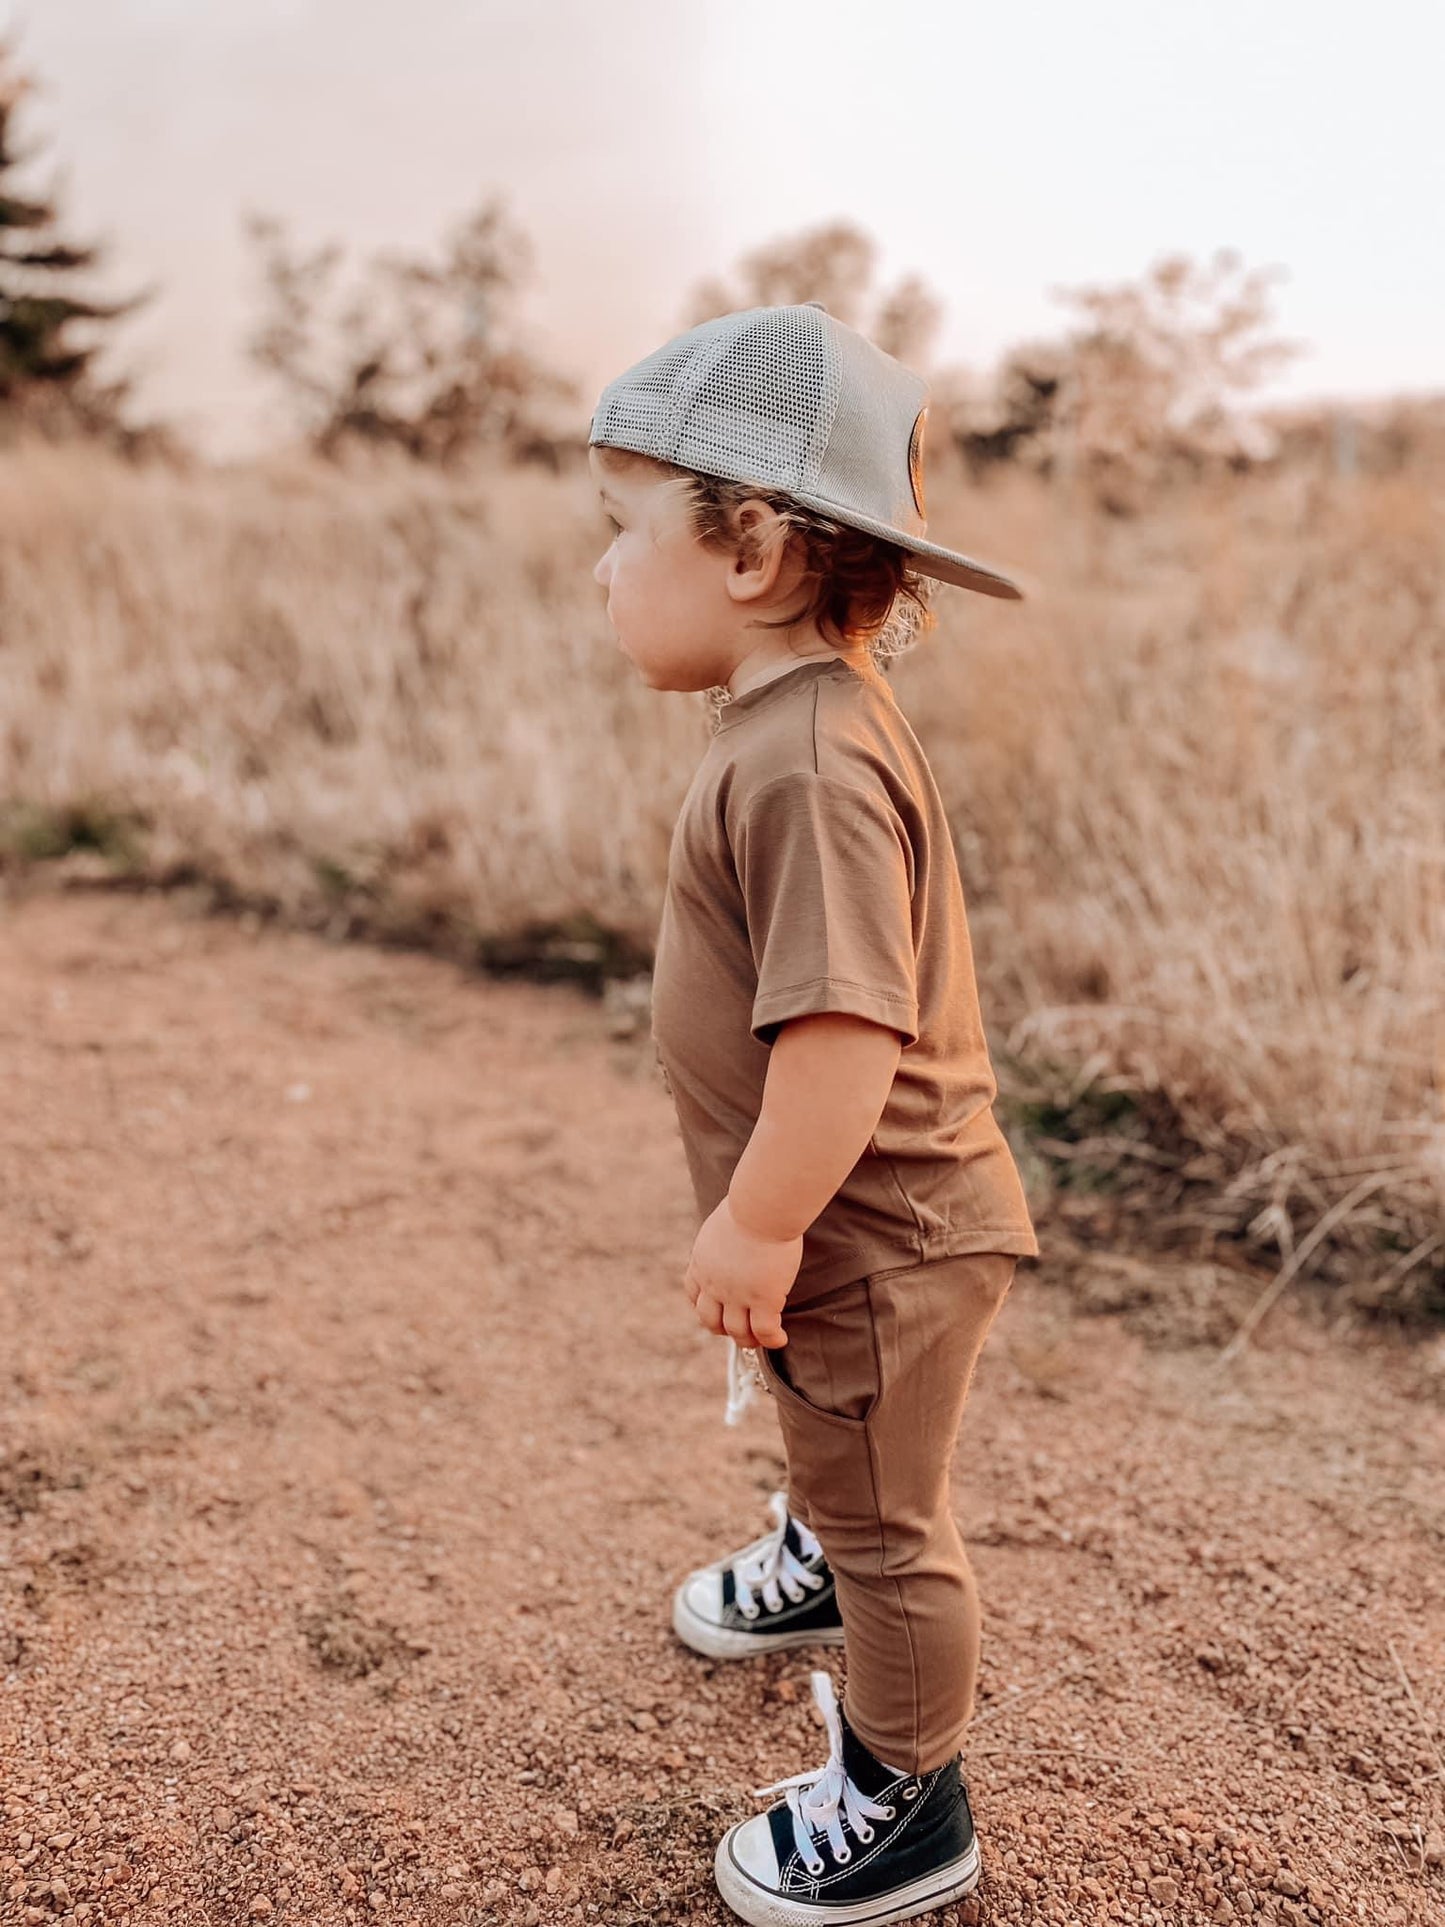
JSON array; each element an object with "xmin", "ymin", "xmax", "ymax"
[{"xmin": 756, "ymin": 1249, "xmax": 1018, "ymax": 1776}]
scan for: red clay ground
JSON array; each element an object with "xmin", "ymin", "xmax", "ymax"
[{"xmin": 2, "ymin": 885, "xmax": 1443, "ymax": 1927}]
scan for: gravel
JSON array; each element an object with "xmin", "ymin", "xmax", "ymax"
[{"xmin": 1, "ymin": 886, "xmax": 1442, "ymax": 1926}]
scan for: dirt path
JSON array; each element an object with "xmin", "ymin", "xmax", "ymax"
[{"xmin": 2, "ymin": 886, "xmax": 1443, "ymax": 1927}]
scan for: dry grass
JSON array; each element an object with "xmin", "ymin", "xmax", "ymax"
[{"xmin": 1, "ymin": 438, "xmax": 1441, "ymax": 1311}]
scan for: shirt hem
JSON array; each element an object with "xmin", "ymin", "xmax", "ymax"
[{"xmin": 785, "ymin": 1224, "xmax": 1041, "ymax": 1307}]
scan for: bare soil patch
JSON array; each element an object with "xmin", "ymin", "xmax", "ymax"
[{"xmin": 2, "ymin": 887, "xmax": 1442, "ymax": 1926}]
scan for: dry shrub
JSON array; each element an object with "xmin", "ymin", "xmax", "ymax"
[
  {"xmin": 902, "ymin": 466, "xmax": 1443, "ymax": 1306},
  {"xmin": 0, "ymin": 440, "xmax": 694, "ymax": 953},
  {"xmin": 0, "ymin": 441, "xmax": 1440, "ymax": 1310}
]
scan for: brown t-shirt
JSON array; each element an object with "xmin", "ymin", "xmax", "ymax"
[{"xmin": 650, "ymin": 653, "xmax": 1039, "ymax": 1309}]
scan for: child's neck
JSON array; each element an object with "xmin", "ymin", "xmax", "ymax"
[{"xmin": 728, "ymin": 647, "xmax": 864, "ymax": 700}]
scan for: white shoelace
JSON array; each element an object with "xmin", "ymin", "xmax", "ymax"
[
  {"xmin": 751, "ymin": 1670, "xmax": 904, "ymax": 1876},
  {"xmin": 731, "ymin": 1490, "xmax": 827, "ymax": 1619}
]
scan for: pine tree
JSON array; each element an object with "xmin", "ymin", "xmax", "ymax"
[{"xmin": 0, "ymin": 37, "xmax": 151, "ymax": 442}]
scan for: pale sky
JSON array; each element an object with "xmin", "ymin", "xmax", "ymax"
[{"xmin": 7, "ymin": 0, "xmax": 1443, "ymax": 457}]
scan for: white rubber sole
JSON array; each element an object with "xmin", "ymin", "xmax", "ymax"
[
  {"xmin": 714, "ymin": 1832, "xmax": 982, "ymax": 1926},
  {"xmin": 671, "ymin": 1578, "xmax": 847, "ymax": 1658}
]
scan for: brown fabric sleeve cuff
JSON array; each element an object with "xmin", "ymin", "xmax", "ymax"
[{"xmin": 751, "ymin": 977, "xmax": 920, "ymax": 1050}]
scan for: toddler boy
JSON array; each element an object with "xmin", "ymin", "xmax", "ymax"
[{"xmin": 587, "ymin": 302, "xmax": 1038, "ymax": 1925}]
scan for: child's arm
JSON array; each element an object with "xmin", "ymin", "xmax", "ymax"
[
  {"xmin": 730, "ymin": 1011, "xmax": 903, "ymax": 1241},
  {"xmin": 683, "ymin": 1010, "xmax": 903, "ymax": 1349}
]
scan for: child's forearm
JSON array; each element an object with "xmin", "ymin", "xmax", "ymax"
[{"xmin": 726, "ymin": 1012, "xmax": 904, "ymax": 1245}]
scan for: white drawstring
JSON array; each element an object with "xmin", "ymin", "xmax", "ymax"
[
  {"xmin": 751, "ymin": 1671, "xmax": 900, "ymax": 1876},
  {"xmin": 731, "ymin": 1490, "xmax": 827, "ymax": 1618},
  {"xmin": 724, "ymin": 1336, "xmax": 766, "ymax": 1425}
]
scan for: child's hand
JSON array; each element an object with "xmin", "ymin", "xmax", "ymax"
[{"xmin": 683, "ymin": 1194, "xmax": 800, "ymax": 1350}]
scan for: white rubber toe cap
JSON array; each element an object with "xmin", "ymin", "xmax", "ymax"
[
  {"xmin": 724, "ymin": 1811, "xmax": 781, "ymax": 1887},
  {"xmin": 680, "ymin": 1570, "xmax": 724, "ymax": 1625}
]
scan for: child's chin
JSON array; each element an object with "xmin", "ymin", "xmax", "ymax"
[
  {"xmin": 626, "ymin": 651, "xmax": 713, "ymax": 693},
  {"xmin": 653, "ymin": 661, "xmax": 713, "ymax": 693}
]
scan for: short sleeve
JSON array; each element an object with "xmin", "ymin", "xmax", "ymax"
[{"xmin": 733, "ymin": 769, "xmax": 920, "ymax": 1049}]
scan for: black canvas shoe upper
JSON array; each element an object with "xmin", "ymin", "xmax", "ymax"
[
  {"xmin": 718, "ymin": 1506, "xmax": 844, "ymax": 1638},
  {"xmin": 753, "ymin": 1673, "xmax": 976, "ymax": 1907}
]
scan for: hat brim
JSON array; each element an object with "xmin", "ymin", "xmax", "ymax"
[{"xmin": 786, "ymin": 489, "xmax": 1025, "ymax": 601}]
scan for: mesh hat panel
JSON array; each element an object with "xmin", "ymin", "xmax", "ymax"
[{"xmin": 589, "ymin": 301, "xmax": 1023, "ymax": 601}]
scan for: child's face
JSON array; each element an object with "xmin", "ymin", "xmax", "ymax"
[{"xmin": 588, "ymin": 448, "xmax": 745, "ymax": 692}]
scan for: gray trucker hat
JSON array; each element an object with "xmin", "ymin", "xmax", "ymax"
[{"xmin": 588, "ymin": 300, "xmax": 1023, "ymax": 601}]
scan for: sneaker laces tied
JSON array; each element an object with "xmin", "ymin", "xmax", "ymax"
[
  {"xmin": 751, "ymin": 1670, "xmax": 896, "ymax": 1875},
  {"xmin": 732, "ymin": 1491, "xmax": 826, "ymax": 1618}
]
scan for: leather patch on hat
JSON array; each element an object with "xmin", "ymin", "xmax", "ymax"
[{"xmin": 908, "ymin": 408, "xmax": 928, "ymax": 519}]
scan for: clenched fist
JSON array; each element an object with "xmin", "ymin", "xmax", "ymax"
[{"xmin": 683, "ymin": 1193, "xmax": 800, "ymax": 1350}]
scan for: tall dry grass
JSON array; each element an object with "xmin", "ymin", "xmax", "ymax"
[{"xmin": 2, "ymin": 440, "xmax": 1441, "ymax": 1309}]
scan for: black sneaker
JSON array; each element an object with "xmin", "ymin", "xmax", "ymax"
[
  {"xmin": 672, "ymin": 1490, "xmax": 846, "ymax": 1659},
  {"xmin": 714, "ymin": 1669, "xmax": 981, "ymax": 1926}
]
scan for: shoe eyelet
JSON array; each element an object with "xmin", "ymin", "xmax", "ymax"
[
  {"xmin": 807, "ymin": 1859, "xmax": 824, "ymax": 1876},
  {"xmin": 902, "ymin": 1784, "xmax": 919, "ymax": 1799},
  {"xmin": 881, "ymin": 1805, "xmax": 895, "ymax": 1819},
  {"xmin": 856, "ymin": 1825, "xmax": 873, "ymax": 1842},
  {"xmin": 740, "ymin": 1605, "xmax": 758, "ymax": 1620},
  {"xmin": 835, "ymin": 1846, "xmax": 850, "ymax": 1863}
]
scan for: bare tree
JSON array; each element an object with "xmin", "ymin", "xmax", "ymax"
[
  {"xmin": 245, "ymin": 196, "xmax": 580, "ymax": 467},
  {"xmin": 1052, "ymin": 249, "xmax": 1301, "ymax": 499},
  {"xmin": 950, "ymin": 249, "xmax": 1304, "ymax": 508},
  {"xmin": 686, "ymin": 219, "xmax": 945, "ymax": 372}
]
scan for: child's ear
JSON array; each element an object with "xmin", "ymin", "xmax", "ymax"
[{"xmin": 729, "ymin": 500, "xmax": 787, "ymax": 587}]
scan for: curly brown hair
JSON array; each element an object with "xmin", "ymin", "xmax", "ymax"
[{"xmin": 593, "ymin": 446, "xmax": 939, "ymax": 670}]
